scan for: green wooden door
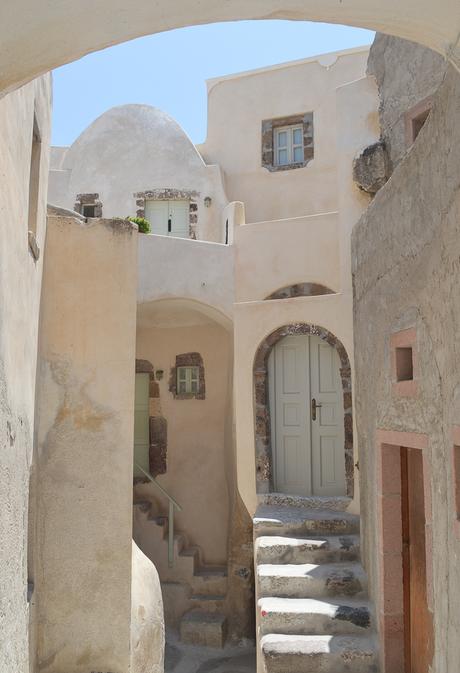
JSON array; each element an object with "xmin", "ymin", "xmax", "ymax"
[{"xmin": 134, "ymin": 373, "xmax": 150, "ymax": 477}]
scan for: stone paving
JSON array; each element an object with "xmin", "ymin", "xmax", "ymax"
[{"xmin": 165, "ymin": 630, "xmax": 256, "ymax": 673}]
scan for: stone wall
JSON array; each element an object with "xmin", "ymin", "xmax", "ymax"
[
  {"xmin": 367, "ymin": 34, "xmax": 446, "ymax": 171},
  {"xmin": 353, "ymin": 43, "xmax": 460, "ymax": 672}
]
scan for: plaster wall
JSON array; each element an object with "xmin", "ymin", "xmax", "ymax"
[
  {"xmin": 0, "ymin": 74, "xmax": 51, "ymax": 673},
  {"xmin": 200, "ymin": 49, "xmax": 369, "ymax": 222},
  {"xmin": 48, "ymin": 104, "xmax": 228, "ymax": 242},
  {"xmin": 352, "ymin": 50, "xmax": 460, "ymax": 672},
  {"xmin": 233, "ymin": 293, "xmax": 354, "ymax": 515},
  {"xmin": 368, "ymin": 34, "xmax": 447, "ymax": 170},
  {"xmin": 138, "ymin": 234, "xmax": 234, "ymax": 319},
  {"xmin": 136, "ymin": 321, "xmax": 231, "ymax": 565},
  {"xmin": 34, "ymin": 215, "xmax": 138, "ymax": 673},
  {"xmin": 234, "ymin": 212, "xmax": 340, "ymax": 302}
]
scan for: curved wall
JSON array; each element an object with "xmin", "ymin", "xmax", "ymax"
[{"xmin": 1, "ymin": 0, "xmax": 459, "ymax": 96}]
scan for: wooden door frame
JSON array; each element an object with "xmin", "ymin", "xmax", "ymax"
[
  {"xmin": 376, "ymin": 429, "xmax": 434, "ymax": 673},
  {"xmin": 253, "ymin": 323, "xmax": 354, "ymax": 496}
]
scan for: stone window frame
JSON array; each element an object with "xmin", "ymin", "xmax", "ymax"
[
  {"xmin": 169, "ymin": 352, "xmax": 205, "ymax": 400},
  {"xmin": 253, "ymin": 323, "xmax": 354, "ymax": 497},
  {"xmin": 265, "ymin": 283, "xmax": 335, "ymax": 300},
  {"xmin": 135, "ymin": 359, "xmax": 167, "ymax": 477},
  {"xmin": 134, "ymin": 188, "xmax": 200, "ymax": 240},
  {"xmin": 375, "ymin": 429, "xmax": 433, "ymax": 673},
  {"xmin": 262, "ymin": 112, "xmax": 314, "ymax": 172},
  {"xmin": 74, "ymin": 193, "xmax": 103, "ymax": 218}
]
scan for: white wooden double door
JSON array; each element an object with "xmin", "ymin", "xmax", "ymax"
[
  {"xmin": 268, "ymin": 335, "xmax": 346, "ymax": 496},
  {"xmin": 144, "ymin": 199, "xmax": 189, "ymax": 238}
]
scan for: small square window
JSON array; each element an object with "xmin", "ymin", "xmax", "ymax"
[
  {"xmin": 82, "ymin": 204, "xmax": 96, "ymax": 218},
  {"xmin": 177, "ymin": 366, "xmax": 199, "ymax": 395},
  {"xmin": 395, "ymin": 347, "xmax": 414, "ymax": 382},
  {"xmin": 274, "ymin": 125, "xmax": 304, "ymax": 167}
]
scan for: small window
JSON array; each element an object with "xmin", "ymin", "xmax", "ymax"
[
  {"xmin": 411, "ymin": 108, "xmax": 430, "ymax": 142},
  {"xmin": 395, "ymin": 347, "xmax": 414, "ymax": 382},
  {"xmin": 177, "ymin": 366, "xmax": 199, "ymax": 395},
  {"xmin": 82, "ymin": 204, "xmax": 96, "ymax": 218},
  {"xmin": 274, "ymin": 125, "xmax": 304, "ymax": 166},
  {"xmin": 28, "ymin": 116, "xmax": 42, "ymax": 238}
]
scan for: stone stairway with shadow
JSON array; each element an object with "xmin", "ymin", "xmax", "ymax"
[
  {"xmin": 254, "ymin": 494, "xmax": 379, "ymax": 673},
  {"xmin": 133, "ymin": 498, "xmax": 228, "ymax": 648}
]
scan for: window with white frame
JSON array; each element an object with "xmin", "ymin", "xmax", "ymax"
[
  {"xmin": 177, "ymin": 366, "xmax": 199, "ymax": 395},
  {"xmin": 274, "ymin": 125, "xmax": 304, "ymax": 166}
]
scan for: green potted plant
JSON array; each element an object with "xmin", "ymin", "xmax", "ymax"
[{"xmin": 126, "ymin": 216, "xmax": 151, "ymax": 234}]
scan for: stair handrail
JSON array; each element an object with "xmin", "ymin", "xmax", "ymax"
[{"xmin": 134, "ymin": 463, "xmax": 182, "ymax": 568}]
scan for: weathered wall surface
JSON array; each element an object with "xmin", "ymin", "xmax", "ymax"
[
  {"xmin": 136, "ymin": 319, "xmax": 231, "ymax": 564},
  {"xmin": 353, "ymin": 52, "xmax": 460, "ymax": 673},
  {"xmin": 131, "ymin": 542, "xmax": 165, "ymax": 673},
  {"xmin": 200, "ymin": 48, "xmax": 368, "ymax": 223},
  {"xmin": 0, "ymin": 74, "xmax": 51, "ymax": 673},
  {"xmin": 367, "ymin": 34, "xmax": 446, "ymax": 170},
  {"xmin": 34, "ymin": 215, "xmax": 138, "ymax": 672}
]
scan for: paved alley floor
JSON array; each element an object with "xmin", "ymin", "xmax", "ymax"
[{"xmin": 165, "ymin": 630, "xmax": 256, "ymax": 673}]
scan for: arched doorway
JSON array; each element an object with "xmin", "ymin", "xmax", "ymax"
[{"xmin": 254, "ymin": 323, "xmax": 353, "ymax": 497}]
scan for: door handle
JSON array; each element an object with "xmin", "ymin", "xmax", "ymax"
[{"xmin": 311, "ymin": 398, "xmax": 322, "ymax": 421}]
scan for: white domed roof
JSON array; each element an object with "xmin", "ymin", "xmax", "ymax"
[{"xmin": 63, "ymin": 104, "xmax": 203, "ymax": 175}]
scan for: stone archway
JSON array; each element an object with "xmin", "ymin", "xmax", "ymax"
[{"xmin": 253, "ymin": 323, "xmax": 354, "ymax": 497}]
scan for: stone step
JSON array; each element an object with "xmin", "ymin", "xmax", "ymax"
[
  {"xmin": 258, "ymin": 596, "xmax": 373, "ymax": 636},
  {"xmin": 258, "ymin": 493, "xmax": 352, "ymax": 512},
  {"xmin": 191, "ymin": 567, "xmax": 228, "ymax": 596},
  {"xmin": 257, "ymin": 562, "xmax": 367, "ymax": 599},
  {"xmin": 253, "ymin": 506, "xmax": 360, "ymax": 538},
  {"xmin": 133, "ymin": 499, "xmax": 151, "ymax": 514},
  {"xmin": 180, "ymin": 610, "xmax": 227, "ymax": 648},
  {"xmin": 190, "ymin": 593, "xmax": 226, "ymax": 613},
  {"xmin": 261, "ymin": 634, "xmax": 377, "ymax": 673},
  {"xmin": 255, "ymin": 534, "xmax": 360, "ymax": 564}
]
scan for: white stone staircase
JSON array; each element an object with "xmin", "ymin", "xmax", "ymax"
[
  {"xmin": 133, "ymin": 498, "xmax": 228, "ymax": 648},
  {"xmin": 254, "ymin": 494, "xmax": 379, "ymax": 673}
]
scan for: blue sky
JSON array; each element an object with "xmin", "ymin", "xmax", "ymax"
[{"xmin": 52, "ymin": 21, "xmax": 374, "ymax": 147}]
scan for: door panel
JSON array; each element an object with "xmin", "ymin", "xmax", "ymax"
[
  {"xmin": 270, "ymin": 336, "xmax": 311, "ymax": 496},
  {"xmin": 134, "ymin": 373, "xmax": 150, "ymax": 476},
  {"xmin": 320, "ymin": 436, "xmax": 337, "ymax": 486},
  {"xmin": 145, "ymin": 200, "xmax": 169, "ymax": 235},
  {"xmin": 270, "ymin": 334, "xmax": 346, "ymax": 497},
  {"xmin": 144, "ymin": 200, "xmax": 189, "ymax": 238},
  {"xmin": 401, "ymin": 447, "xmax": 434, "ymax": 673},
  {"xmin": 169, "ymin": 200, "xmax": 189, "ymax": 238},
  {"xmin": 309, "ymin": 335, "xmax": 346, "ymax": 496}
]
